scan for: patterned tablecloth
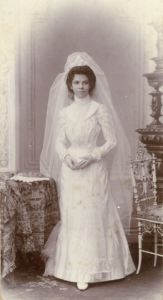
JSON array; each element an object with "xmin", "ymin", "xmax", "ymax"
[{"xmin": 0, "ymin": 173, "xmax": 59, "ymax": 278}]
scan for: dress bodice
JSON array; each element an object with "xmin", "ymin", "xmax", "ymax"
[
  {"xmin": 56, "ymin": 99, "xmax": 117, "ymax": 161},
  {"xmin": 63, "ymin": 100, "xmax": 101, "ymax": 148}
]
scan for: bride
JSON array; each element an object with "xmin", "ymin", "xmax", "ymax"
[{"xmin": 40, "ymin": 52, "xmax": 135, "ymax": 290}]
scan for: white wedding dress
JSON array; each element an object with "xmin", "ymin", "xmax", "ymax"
[{"xmin": 42, "ymin": 98, "xmax": 135, "ymax": 283}]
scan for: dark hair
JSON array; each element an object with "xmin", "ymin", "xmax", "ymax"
[{"xmin": 66, "ymin": 65, "xmax": 96, "ymax": 94}]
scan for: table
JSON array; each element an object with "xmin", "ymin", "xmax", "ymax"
[{"xmin": 0, "ymin": 173, "xmax": 59, "ymax": 278}]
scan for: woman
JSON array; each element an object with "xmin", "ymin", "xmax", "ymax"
[{"xmin": 40, "ymin": 52, "xmax": 135, "ymax": 290}]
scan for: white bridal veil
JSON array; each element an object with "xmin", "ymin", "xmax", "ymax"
[{"xmin": 40, "ymin": 52, "xmax": 133, "ymax": 231}]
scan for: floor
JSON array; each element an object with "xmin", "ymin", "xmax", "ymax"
[{"xmin": 1, "ymin": 247, "xmax": 163, "ymax": 300}]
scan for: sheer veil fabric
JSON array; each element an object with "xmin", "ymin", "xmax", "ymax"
[{"xmin": 40, "ymin": 52, "xmax": 133, "ymax": 230}]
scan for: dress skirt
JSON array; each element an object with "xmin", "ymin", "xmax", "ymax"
[{"xmin": 42, "ymin": 158, "xmax": 135, "ymax": 283}]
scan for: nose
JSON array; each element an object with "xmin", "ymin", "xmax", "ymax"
[{"xmin": 79, "ymin": 82, "xmax": 84, "ymax": 89}]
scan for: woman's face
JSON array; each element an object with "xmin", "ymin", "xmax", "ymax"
[{"xmin": 71, "ymin": 74, "xmax": 90, "ymax": 98}]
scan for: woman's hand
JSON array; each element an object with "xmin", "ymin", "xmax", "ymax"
[
  {"xmin": 64, "ymin": 154, "xmax": 77, "ymax": 169},
  {"xmin": 74, "ymin": 155, "xmax": 96, "ymax": 169},
  {"xmin": 64, "ymin": 154, "xmax": 96, "ymax": 170}
]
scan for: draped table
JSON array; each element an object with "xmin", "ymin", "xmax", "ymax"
[{"xmin": 0, "ymin": 173, "xmax": 59, "ymax": 278}]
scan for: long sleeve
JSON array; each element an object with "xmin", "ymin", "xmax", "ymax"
[
  {"xmin": 55, "ymin": 110, "xmax": 69, "ymax": 161},
  {"xmin": 91, "ymin": 104, "xmax": 117, "ymax": 160}
]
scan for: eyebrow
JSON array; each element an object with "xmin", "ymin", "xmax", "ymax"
[{"xmin": 73, "ymin": 79, "xmax": 89, "ymax": 83}]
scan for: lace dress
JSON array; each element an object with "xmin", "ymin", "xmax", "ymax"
[{"xmin": 42, "ymin": 98, "xmax": 135, "ymax": 283}]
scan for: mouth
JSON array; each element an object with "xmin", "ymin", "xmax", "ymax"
[{"xmin": 76, "ymin": 91, "xmax": 88, "ymax": 98}]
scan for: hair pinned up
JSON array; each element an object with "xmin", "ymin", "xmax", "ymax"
[{"xmin": 66, "ymin": 65, "xmax": 96, "ymax": 94}]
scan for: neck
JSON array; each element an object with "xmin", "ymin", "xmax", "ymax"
[{"xmin": 74, "ymin": 95, "xmax": 91, "ymax": 104}]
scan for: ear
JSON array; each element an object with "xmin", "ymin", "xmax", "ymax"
[
  {"xmin": 68, "ymin": 90, "xmax": 74, "ymax": 100},
  {"xmin": 70, "ymin": 85, "xmax": 73, "ymax": 92}
]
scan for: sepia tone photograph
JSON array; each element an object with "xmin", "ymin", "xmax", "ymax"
[{"xmin": 0, "ymin": 0, "xmax": 163, "ymax": 299}]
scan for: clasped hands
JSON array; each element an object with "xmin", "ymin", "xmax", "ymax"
[{"xmin": 64, "ymin": 154, "xmax": 95, "ymax": 170}]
